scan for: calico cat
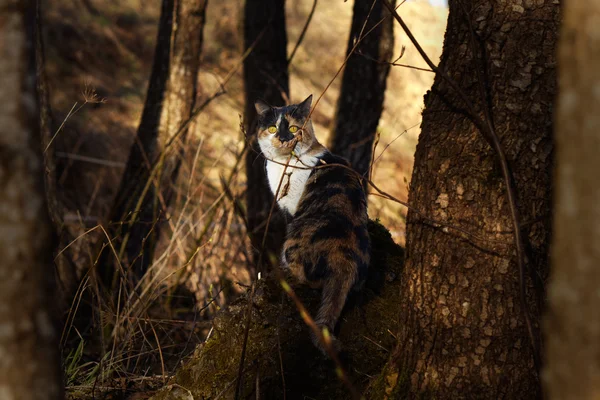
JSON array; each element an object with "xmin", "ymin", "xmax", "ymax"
[{"xmin": 255, "ymin": 95, "xmax": 370, "ymax": 354}]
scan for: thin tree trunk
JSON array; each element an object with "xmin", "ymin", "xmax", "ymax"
[
  {"xmin": 545, "ymin": 0, "xmax": 600, "ymax": 398},
  {"xmin": 36, "ymin": 0, "xmax": 82, "ymax": 308},
  {"xmin": 381, "ymin": 0, "xmax": 558, "ymax": 397},
  {"xmin": 243, "ymin": 0, "xmax": 289, "ymax": 269},
  {"xmin": 0, "ymin": 1, "xmax": 63, "ymax": 398},
  {"xmin": 36, "ymin": 1, "xmax": 63, "ymax": 236},
  {"xmin": 106, "ymin": 0, "xmax": 208, "ymax": 281},
  {"xmin": 329, "ymin": 0, "xmax": 395, "ymax": 184}
]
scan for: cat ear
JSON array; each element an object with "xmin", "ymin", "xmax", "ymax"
[
  {"xmin": 296, "ymin": 94, "xmax": 313, "ymax": 116},
  {"xmin": 254, "ymin": 99, "xmax": 272, "ymax": 116}
]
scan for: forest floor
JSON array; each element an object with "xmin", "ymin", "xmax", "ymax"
[{"xmin": 43, "ymin": 0, "xmax": 446, "ymax": 398}]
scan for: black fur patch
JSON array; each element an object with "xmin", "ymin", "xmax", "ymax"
[
  {"xmin": 309, "ymin": 166, "xmax": 346, "ymax": 188},
  {"xmin": 278, "ymin": 118, "xmax": 294, "ymax": 142},
  {"xmin": 305, "ymin": 255, "xmax": 329, "ymax": 281},
  {"xmin": 346, "ymin": 186, "xmax": 366, "ymax": 213},
  {"xmin": 357, "ymin": 260, "xmax": 369, "ymax": 283},
  {"xmin": 310, "ymin": 215, "xmax": 353, "ymax": 244},
  {"xmin": 354, "ymin": 225, "xmax": 370, "ymax": 254},
  {"xmin": 257, "ymin": 109, "xmax": 278, "ymax": 128},
  {"xmin": 300, "ymin": 187, "xmax": 344, "ymax": 209}
]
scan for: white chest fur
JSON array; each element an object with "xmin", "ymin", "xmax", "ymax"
[{"xmin": 265, "ymin": 151, "xmax": 324, "ymax": 216}]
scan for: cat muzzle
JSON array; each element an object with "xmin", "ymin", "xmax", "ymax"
[
  {"xmin": 278, "ymin": 131, "xmax": 295, "ymax": 142},
  {"xmin": 280, "ymin": 131, "xmax": 302, "ymax": 149}
]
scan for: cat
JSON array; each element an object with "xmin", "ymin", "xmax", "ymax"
[{"xmin": 255, "ymin": 95, "xmax": 370, "ymax": 354}]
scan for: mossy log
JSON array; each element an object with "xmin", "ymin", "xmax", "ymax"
[{"xmin": 151, "ymin": 220, "xmax": 404, "ymax": 399}]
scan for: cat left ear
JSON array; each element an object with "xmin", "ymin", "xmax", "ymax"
[
  {"xmin": 296, "ymin": 94, "xmax": 313, "ymax": 116},
  {"xmin": 255, "ymin": 99, "xmax": 272, "ymax": 116}
]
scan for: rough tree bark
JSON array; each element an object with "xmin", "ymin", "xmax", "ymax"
[
  {"xmin": 105, "ymin": 0, "xmax": 208, "ymax": 280},
  {"xmin": 243, "ymin": 0, "xmax": 289, "ymax": 268},
  {"xmin": 148, "ymin": 222, "xmax": 404, "ymax": 399},
  {"xmin": 0, "ymin": 1, "xmax": 63, "ymax": 398},
  {"xmin": 545, "ymin": 1, "xmax": 600, "ymax": 398},
  {"xmin": 329, "ymin": 0, "xmax": 395, "ymax": 184},
  {"xmin": 376, "ymin": 0, "xmax": 558, "ymax": 398}
]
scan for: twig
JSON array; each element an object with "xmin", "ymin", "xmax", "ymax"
[
  {"xmin": 279, "ymin": 279, "xmax": 361, "ymax": 399},
  {"xmin": 235, "ymin": 153, "xmax": 294, "ymax": 399},
  {"xmin": 307, "ymin": 0, "xmax": 403, "ymax": 120},
  {"xmin": 287, "ymin": 0, "xmax": 318, "ymax": 64},
  {"xmin": 368, "ymin": 131, "xmax": 381, "ymax": 182},
  {"xmin": 56, "ymin": 152, "xmax": 126, "ymax": 168},
  {"xmin": 371, "ymin": 122, "xmax": 419, "ymax": 167},
  {"xmin": 257, "ymin": 153, "xmax": 293, "ymax": 272},
  {"xmin": 149, "ymin": 323, "xmax": 166, "ymax": 382},
  {"xmin": 44, "ymin": 88, "xmax": 106, "ymax": 153},
  {"xmin": 356, "ymin": 47, "xmax": 435, "ymax": 73}
]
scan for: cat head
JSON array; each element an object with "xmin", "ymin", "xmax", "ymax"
[{"xmin": 254, "ymin": 95, "xmax": 316, "ymax": 159}]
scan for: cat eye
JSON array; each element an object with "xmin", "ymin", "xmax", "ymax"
[
  {"xmin": 289, "ymin": 126, "xmax": 299, "ymax": 133},
  {"xmin": 267, "ymin": 126, "xmax": 277, "ymax": 133}
]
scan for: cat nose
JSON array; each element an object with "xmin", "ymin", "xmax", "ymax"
[{"xmin": 279, "ymin": 132, "xmax": 294, "ymax": 142}]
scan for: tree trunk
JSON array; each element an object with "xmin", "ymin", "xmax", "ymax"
[
  {"xmin": 0, "ymin": 2, "xmax": 63, "ymax": 398},
  {"xmin": 329, "ymin": 0, "xmax": 395, "ymax": 184},
  {"xmin": 36, "ymin": 1, "xmax": 64, "ymax": 238},
  {"xmin": 380, "ymin": 0, "xmax": 558, "ymax": 397},
  {"xmin": 106, "ymin": 0, "xmax": 208, "ymax": 281},
  {"xmin": 243, "ymin": 0, "xmax": 289, "ymax": 269},
  {"xmin": 36, "ymin": 0, "xmax": 82, "ymax": 308},
  {"xmin": 545, "ymin": 1, "xmax": 600, "ymax": 398}
]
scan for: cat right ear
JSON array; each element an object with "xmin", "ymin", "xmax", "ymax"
[
  {"xmin": 296, "ymin": 94, "xmax": 313, "ymax": 116},
  {"xmin": 255, "ymin": 99, "xmax": 272, "ymax": 116}
]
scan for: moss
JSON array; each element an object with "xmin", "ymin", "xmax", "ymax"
[{"xmin": 150, "ymin": 220, "xmax": 405, "ymax": 399}]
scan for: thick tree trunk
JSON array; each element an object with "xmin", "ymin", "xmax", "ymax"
[
  {"xmin": 149, "ymin": 222, "xmax": 404, "ymax": 399},
  {"xmin": 329, "ymin": 0, "xmax": 395, "ymax": 184},
  {"xmin": 0, "ymin": 2, "xmax": 63, "ymax": 398},
  {"xmin": 243, "ymin": 0, "xmax": 289, "ymax": 268},
  {"xmin": 545, "ymin": 1, "xmax": 600, "ymax": 398},
  {"xmin": 379, "ymin": 0, "xmax": 558, "ymax": 397},
  {"xmin": 106, "ymin": 0, "xmax": 208, "ymax": 280}
]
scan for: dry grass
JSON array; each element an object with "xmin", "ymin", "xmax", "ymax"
[{"xmin": 43, "ymin": 0, "xmax": 446, "ymax": 397}]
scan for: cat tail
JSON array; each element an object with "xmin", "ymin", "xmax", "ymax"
[{"xmin": 310, "ymin": 270, "xmax": 356, "ymax": 355}]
